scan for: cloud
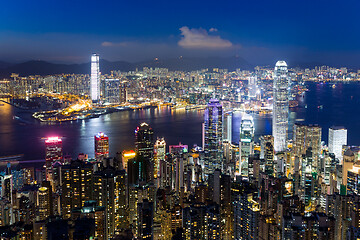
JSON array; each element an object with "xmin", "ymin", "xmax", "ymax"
[
  {"xmin": 101, "ymin": 41, "xmax": 129, "ymax": 47},
  {"xmin": 178, "ymin": 26, "xmax": 232, "ymax": 49}
]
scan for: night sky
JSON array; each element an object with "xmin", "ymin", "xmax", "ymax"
[{"xmin": 1, "ymin": 0, "xmax": 360, "ymax": 66}]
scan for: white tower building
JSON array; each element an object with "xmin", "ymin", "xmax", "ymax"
[
  {"xmin": 272, "ymin": 60, "xmax": 290, "ymax": 152},
  {"xmin": 91, "ymin": 54, "xmax": 100, "ymax": 102},
  {"xmin": 328, "ymin": 126, "xmax": 347, "ymax": 161}
]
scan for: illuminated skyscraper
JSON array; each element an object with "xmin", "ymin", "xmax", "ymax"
[
  {"xmin": 95, "ymin": 132, "xmax": 109, "ymax": 160},
  {"xmin": 45, "ymin": 136, "xmax": 63, "ymax": 180},
  {"xmin": 135, "ymin": 123, "xmax": 154, "ymax": 159},
  {"xmin": 91, "ymin": 53, "xmax": 100, "ymax": 102},
  {"xmin": 135, "ymin": 123, "xmax": 155, "ymax": 183},
  {"xmin": 103, "ymin": 78, "xmax": 120, "ymax": 104},
  {"xmin": 223, "ymin": 112, "xmax": 232, "ymax": 143},
  {"xmin": 154, "ymin": 138, "xmax": 166, "ymax": 179},
  {"xmin": 272, "ymin": 60, "xmax": 290, "ymax": 152},
  {"xmin": 260, "ymin": 135, "xmax": 275, "ymax": 175},
  {"xmin": 61, "ymin": 159, "xmax": 93, "ymax": 219},
  {"xmin": 239, "ymin": 114, "xmax": 254, "ymax": 177},
  {"xmin": 293, "ymin": 123, "xmax": 322, "ymax": 169},
  {"xmin": 248, "ymin": 75, "xmax": 258, "ymax": 98},
  {"xmin": 329, "ymin": 126, "xmax": 347, "ymax": 161},
  {"xmin": 120, "ymin": 81, "xmax": 127, "ymax": 104},
  {"xmin": 45, "ymin": 137, "xmax": 63, "ymax": 162},
  {"xmin": 38, "ymin": 181, "xmax": 52, "ymax": 221},
  {"xmin": 204, "ymin": 99, "xmax": 223, "ymax": 176}
]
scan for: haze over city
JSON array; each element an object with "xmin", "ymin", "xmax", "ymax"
[{"xmin": 1, "ymin": 0, "xmax": 360, "ymax": 66}]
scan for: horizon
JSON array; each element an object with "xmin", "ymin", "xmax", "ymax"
[{"xmin": 1, "ymin": 0, "xmax": 360, "ymax": 66}]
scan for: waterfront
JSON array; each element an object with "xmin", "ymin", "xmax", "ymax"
[{"xmin": 0, "ymin": 82, "xmax": 359, "ymax": 160}]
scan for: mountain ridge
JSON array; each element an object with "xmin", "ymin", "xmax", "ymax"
[{"xmin": 0, "ymin": 56, "xmax": 252, "ymax": 78}]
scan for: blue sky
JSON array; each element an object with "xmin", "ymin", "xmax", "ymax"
[{"xmin": 1, "ymin": 0, "xmax": 360, "ymax": 66}]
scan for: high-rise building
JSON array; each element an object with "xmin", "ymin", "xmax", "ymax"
[
  {"xmin": 137, "ymin": 199, "xmax": 153, "ymax": 240},
  {"xmin": 38, "ymin": 182, "xmax": 52, "ymax": 221},
  {"xmin": 328, "ymin": 126, "xmax": 347, "ymax": 161},
  {"xmin": 239, "ymin": 114, "xmax": 254, "ymax": 177},
  {"xmin": 61, "ymin": 159, "xmax": 94, "ymax": 219},
  {"xmin": 93, "ymin": 168, "xmax": 127, "ymax": 238},
  {"xmin": 204, "ymin": 99, "xmax": 223, "ymax": 176},
  {"xmin": 135, "ymin": 123, "xmax": 154, "ymax": 159},
  {"xmin": 293, "ymin": 123, "xmax": 322, "ymax": 169},
  {"xmin": 120, "ymin": 81, "xmax": 127, "ymax": 104},
  {"xmin": 272, "ymin": 60, "xmax": 290, "ymax": 152},
  {"xmin": 95, "ymin": 132, "xmax": 109, "ymax": 160},
  {"xmin": 260, "ymin": 135, "xmax": 275, "ymax": 175},
  {"xmin": 91, "ymin": 53, "xmax": 100, "ymax": 102},
  {"xmin": 248, "ymin": 75, "xmax": 258, "ymax": 98},
  {"xmin": 223, "ymin": 112, "xmax": 232, "ymax": 143},
  {"xmin": 293, "ymin": 124, "xmax": 322, "ymax": 158},
  {"xmin": 121, "ymin": 150, "xmax": 136, "ymax": 171},
  {"xmin": 103, "ymin": 78, "xmax": 120, "ymax": 104},
  {"xmin": 135, "ymin": 123, "xmax": 155, "ymax": 183},
  {"xmin": 154, "ymin": 138, "xmax": 166, "ymax": 179},
  {"xmin": 45, "ymin": 137, "xmax": 63, "ymax": 162}
]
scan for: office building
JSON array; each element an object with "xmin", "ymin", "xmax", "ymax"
[
  {"xmin": 329, "ymin": 126, "xmax": 347, "ymax": 161},
  {"xmin": 95, "ymin": 132, "xmax": 109, "ymax": 160},
  {"xmin": 204, "ymin": 99, "xmax": 223, "ymax": 176},
  {"xmin": 91, "ymin": 54, "xmax": 100, "ymax": 102},
  {"xmin": 120, "ymin": 81, "xmax": 127, "ymax": 104},
  {"xmin": 103, "ymin": 78, "xmax": 120, "ymax": 104},
  {"xmin": 135, "ymin": 123, "xmax": 154, "ymax": 159},
  {"xmin": 45, "ymin": 137, "xmax": 63, "ymax": 162},
  {"xmin": 272, "ymin": 60, "xmax": 290, "ymax": 152},
  {"xmin": 223, "ymin": 112, "xmax": 232, "ymax": 143},
  {"xmin": 239, "ymin": 114, "xmax": 254, "ymax": 177},
  {"xmin": 154, "ymin": 138, "xmax": 166, "ymax": 179}
]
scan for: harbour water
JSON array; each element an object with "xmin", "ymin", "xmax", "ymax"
[{"xmin": 0, "ymin": 82, "xmax": 359, "ymax": 160}]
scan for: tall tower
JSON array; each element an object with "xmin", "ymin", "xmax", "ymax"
[
  {"xmin": 239, "ymin": 114, "xmax": 254, "ymax": 177},
  {"xmin": 135, "ymin": 123, "xmax": 155, "ymax": 183},
  {"xmin": 135, "ymin": 123, "xmax": 154, "ymax": 159},
  {"xmin": 91, "ymin": 53, "xmax": 100, "ymax": 102},
  {"xmin": 272, "ymin": 60, "xmax": 290, "ymax": 152},
  {"xmin": 204, "ymin": 99, "xmax": 223, "ymax": 176},
  {"xmin": 223, "ymin": 112, "xmax": 232, "ymax": 143},
  {"xmin": 154, "ymin": 137, "xmax": 166, "ymax": 179},
  {"xmin": 328, "ymin": 126, "xmax": 347, "ymax": 161}
]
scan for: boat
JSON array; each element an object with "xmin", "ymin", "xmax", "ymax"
[{"xmin": 332, "ymin": 84, "xmax": 336, "ymax": 89}]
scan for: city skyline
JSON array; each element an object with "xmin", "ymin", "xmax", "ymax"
[{"xmin": 1, "ymin": 1, "xmax": 360, "ymax": 239}]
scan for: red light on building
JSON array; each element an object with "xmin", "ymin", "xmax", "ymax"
[
  {"xmin": 45, "ymin": 136, "xmax": 63, "ymax": 162},
  {"xmin": 95, "ymin": 132, "xmax": 109, "ymax": 160}
]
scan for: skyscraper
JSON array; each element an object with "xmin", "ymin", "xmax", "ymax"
[
  {"xmin": 103, "ymin": 78, "xmax": 120, "ymax": 104},
  {"xmin": 154, "ymin": 138, "xmax": 166, "ymax": 179},
  {"xmin": 95, "ymin": 132, "xmax": 109, "ymax": 160},
  {"xmin": 120, "ymin": 81, "xmax": 127, "ymax": 104},
  {"xmin": 204, "ymin": 99, "xmax": 223, "ymax": 176},
  {"xmin": 135, "ymin": 123, "xmax": 155, "ymax": 183},
  {"xmin": 272, "ymin": 60, "xmax": 290, "ymax": 152},
  {"xmin": 45, "ymin": 137, "xmax": 63, "ymax": 162},
  {"xmin": 91, "ymin": 53, "xmax": 100, "ymax": 102},
  {"xmin": 293, "ymin": 123, "xmax": 322, "ymax": 169},
  {"xmin": 135, "ymin": 123, "xmax": 154, "ymax": 158},
  {"xmin": 329, "ymin": 126, "xmax": 347, "ymax": 161},
  {"xmin": 239, "ymin": 114, "xmax": 254, "ymax": 177},
  {"xmin": 223, "ymin": 112, "xmax": 232, "ymax": 143}
]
